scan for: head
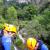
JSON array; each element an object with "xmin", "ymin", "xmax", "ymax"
[
  {"xmin": 3, "ymin": 23, "xmax": 17, "ymax": 36},
  {"xmin": 26, "ymin": 37, "xmax": 37, "ymax": 50}
]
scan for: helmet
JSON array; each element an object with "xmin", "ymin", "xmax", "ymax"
[
  {"xmin": 8, "ymin": 24, "xmax": 16, "ymax": 33},
  {"xmin": 26, "ymin": 38, "xmax": 37, "ymax": 50},
  {"xmin": 4, "ymin": 23, "xmax": 9, "ymax": 31},
  {"xmin": 4, "ymin": 23, "xmax": 16, "ymax": 33}
]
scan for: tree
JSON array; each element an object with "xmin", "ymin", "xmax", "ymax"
[
  {"xmin": 7, "ymin": 6, "xmax": 17, "ymax": 19},
  {"xmin": 17, "ymin": 4, "xmax": 37, "ymax": 20},
  {"xmin": 0, "ymin": 0, "xmax": 3, "ymax": 15}
]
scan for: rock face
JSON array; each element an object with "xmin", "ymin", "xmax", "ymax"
[
  {"xmin": 6, "ymin": 0, "xmax": 48, "ymax": 5},
  {"xmin": 16, "ymin": 0, "xmax": 48, "ymax": 4},
  {"xmin": 16, "ymin": 0, "xmax": 31, "ymax": 3}
]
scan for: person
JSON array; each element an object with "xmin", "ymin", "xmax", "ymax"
[
  {"xmin": 26, "ymin": 37, "xmax": 48, "ymax": 50},
  {"xmin": 35, "ymin": 39, "xmax": 48, "ymax": 50},
  {"xmin": 18, "ymin": 29, "xmax": 48, "ymax": 50},
  {"xmin": 1, "ymin": 23, "xmax": 17, "ymax": 50},
  {"xmin": 26, "ymin": 37, "xmax": 37, "ymax": 50}
]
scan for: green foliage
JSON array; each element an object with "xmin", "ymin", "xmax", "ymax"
[
  {"xmin": 0, "ymin": 0, "xmax": 3, "ymax": 4},
  {"xmin": 17, "ymin": 4, "xmax": 37, "ymax": 20},
  {"xmin": 14, "ymin": 36, "xmax": 22, "ymax": 47},
  {"xmin": 11, "ymin": 44, "xmax": 14, "ymax": 50},
  {"xmin": 19, "ymin": 20, "xmax": 47, "ymax": 38},
  {"xmin": 0, "ymin": 0, "xmax": 50, "ymax": 49},
  {"xmin": 34, "ymin": 15, "xmax": 44, "ymax": 23},
  {"xmin": 43, "ymin": 8, "xmax": 50, "ymax": 17},
  {"xmin": 47, "ymin": 23, "xmax": 50, "ymax": 31},
  {"xmin": 0, "ymin": 23, "xmax": 3, "ymax": 29},
  {"xmin": 7, "ymin": 6, "xmax": 17, "ymax": 19},
  {"xmin": 0, "ymin": 6, "xmax": 3, "ymax": 15},
  {"xmin": 16, "ymin": 3, "xmax": 28, "ymax": 9},
  {"xmin": 0, "ymin": 16, "xmax": 5, "ymax": 23},
  {"xmin": 0, "ymin": 0, "xmax": 3, "ymax": 15},
  {"xmin": 41, "ymin": 8, "xmax": 50, "ymax": 32}
]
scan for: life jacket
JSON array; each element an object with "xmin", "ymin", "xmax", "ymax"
[{"xmin": 2, "ymin": 36, "xmax": 12, "ymax": 50}]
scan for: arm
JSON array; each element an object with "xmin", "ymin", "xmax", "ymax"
[
  {"xmin": 34, "ymin": 43, "xmax": 39, "ymax": 50},
  {"xmin": 18, "ymin": 32, "xmax": 25, "ymax": 44}
]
